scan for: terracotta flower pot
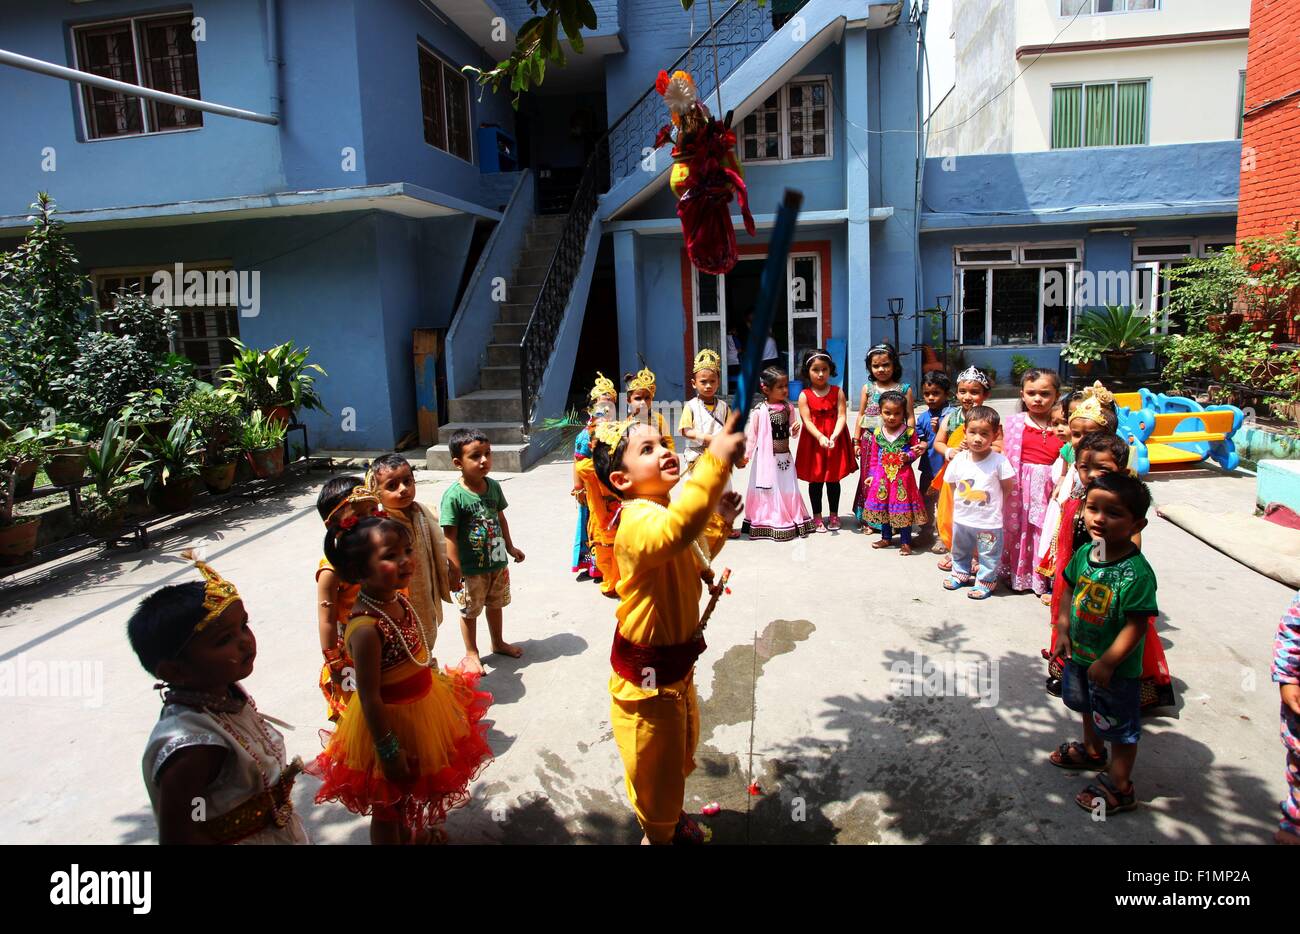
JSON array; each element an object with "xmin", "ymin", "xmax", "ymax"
[
  {"xmin": 200, "ymin": 462, "xmax": 237, "ymax": 494},
  {"xmin": 87, "ymin": 506, "xmax": 127, "ymax": 542},
  {"xmin": 246, "ymin": 446, "xmax": 285, "ymax": 480},
  {"xmin": 157, "ymin": 476, "xmax": 199, "ymax": 514},
  {"xmin": 1104, "ymin": 352, "xmax": 1133, "ymax": 378},
  {"xmin": 0, "ymin": 516, "xmax": 41, "ymax": 565},
  {"xmin": 11, "ymin": 459, "xmax": 38, "ymax": 498},
  {"xmin": 1074, "ymin": 360, "xmax": 1095, "ymax": 378},
  {"xmin": 45, "ymin": 444, "xmax": 90, "ymax": 486},
  {"xmin": 260, "ymin": 405, "xmax": 293, "ymax": 427}
]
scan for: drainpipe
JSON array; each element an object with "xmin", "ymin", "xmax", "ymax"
[
  {"xmin": 266, "ymin": 0, "xmax": 282, "ymax": 121},
  {"xmin": 0, "ymin": 48, "xmax": 278, "ymax": 124}
]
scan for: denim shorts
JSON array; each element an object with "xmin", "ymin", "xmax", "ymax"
[{"xmin": 1061, "ymin": 660, "xmax": 1141, "ymax": 745}]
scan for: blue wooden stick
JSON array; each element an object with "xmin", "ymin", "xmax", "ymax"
[{"xmin": 735, "ymin": 188, "xmax": 803, "ymax": 429}]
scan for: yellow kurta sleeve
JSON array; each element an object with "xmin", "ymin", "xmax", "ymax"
[
  {"xmin": 615, "ymin": 451, "xmax": 728, "ymax": 577},
  {"xmin": 703, "ymin": 512, "xmax": 729, "ymax": 558},
  {"xmin": 678, "ymin": 403, "xmax": 695, "ymax": 432},
  {"xmin": 656, "ymin": 411, "xmax": 676, "ymax": 452}
]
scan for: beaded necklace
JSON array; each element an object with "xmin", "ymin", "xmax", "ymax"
[
  {"xmin": 356, "ymin": 591, "xmax": 438, "ymax": 669},
  {"xmin": 209, "ymin": 695, "xmax": 296, "ymax": 829}
]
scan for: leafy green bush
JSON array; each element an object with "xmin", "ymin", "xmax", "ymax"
[
  {"xmin": 177, "ymin": 389, "xmax": 243, "ymax": 462},
  {"xmin": 217, "ymin": 339, "xmax": 327, "ymax": 414}
]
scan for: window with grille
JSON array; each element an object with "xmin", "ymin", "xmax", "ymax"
[
  {"xmin": 956, "ymin": 244, "xmax": 1082, "ymax": 346},
  {"xmin": 418, "ymin": 44, "xmax": 472, "ymax": 162},
  {"xmin": 73, "ymin": 12, "xmax": 202, "ymax": 140},
  {"xmin": 741, "ymin": 78, "xmax": 831, "ymax": 163},
  {"xmin": 1051, "ymin": 80, "xmax": 1147, "ymax": 149},
  {"xmin": 1060, "ymin": 0, "xmax": 1159, "ymax": 14},
  {"xmin": 94, "ymin": 269, "xmax": 240, "ymax": 383}
]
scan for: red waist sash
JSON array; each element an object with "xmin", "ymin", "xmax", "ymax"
[
  {"xmin": 380, "ymin": 667, "xmax": 433, "ymax": 704},
  {"xmin": 610, "ymin": 629, "xmax": 705, "ymax": 687}
]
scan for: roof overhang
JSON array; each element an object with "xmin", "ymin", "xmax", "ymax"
[
  {"xmin": 428, "ymin": 0, "xmax": 517, "ymax": 59},
  {"xmin": 920, "ymin": 200, "xmax": 1238, "ymax": 233},
  {"xmin": 0, "ymin": 182, "xmax": 501, "ymax": 234}
]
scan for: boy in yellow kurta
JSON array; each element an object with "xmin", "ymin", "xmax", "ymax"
[
  {"xmin": 625, "ymin": 365, "xmax": 675, "ymax": 453},
  {"xmin": 592, "ymin": 413, "xmax": 745, "ymax": 844},
  {"xmin": 575, "ymin": 457, "xmax": 621, "ymax": 598}
]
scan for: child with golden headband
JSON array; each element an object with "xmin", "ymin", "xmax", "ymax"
[{"xmin": 591, "ymin": 410, "xmax": 744, "ymax": 844}]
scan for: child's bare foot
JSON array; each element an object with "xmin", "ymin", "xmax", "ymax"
[
  {"xmin": 1275, "ymin": 828, "xmax": 1300, "ymax": 845},
  {"xmin": 871, "ymin": 539, "xmax": 893, "ymax": 549},
  {"xmin": 491, "ymin": 641, "xmax": 523, "ymax": 659},
  {"xmin": 459, "ymin": 653, "xmax": 485, "ymax": 675},
  {"xmin": 899, "ymin": 544, "xmax": 913, "ymax": 555}
]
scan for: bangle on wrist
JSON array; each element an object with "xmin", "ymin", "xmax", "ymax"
[{"xmin": 375, "ymin": 731, "xmax": 402, "ymax": 761}]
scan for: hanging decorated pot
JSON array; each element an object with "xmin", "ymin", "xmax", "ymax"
[{"xmin": 653, "ymin": 70, "xmax": 756, "ymax": 276}]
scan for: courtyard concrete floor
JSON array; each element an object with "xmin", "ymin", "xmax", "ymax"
[{"xmin": 0, "ymin": 436, "xmax": 1293, "ymax": 845}]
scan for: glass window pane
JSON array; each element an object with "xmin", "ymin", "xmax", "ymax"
[
  {"xmin": 786, "ymin": 80, "xmax": 828, "ymax": 161},
  {"xmin": 696, "ymin": 320, "xmax": 722, "ymax": 372},
  {"xmin": 790, "ymin": 257, "xmax": 817, "ymax": 315},
  {"xmin": 1042, "ymin": 266, "xmax": 1069, "ymax": 344},
  {"xmin": 443, "ymin": 63, "xmax": 471, "ymax": 160},
  {"xmin": 77, "ymin": 24, "xmax": 144, "ymax": 138},
  {"xmin": 990, "ymin": 268, "xmax": 1040, "ymax": 345},
  {"xmin": 139, "ymin": 17, "xmax": 204, "ymax": 131},
  {"xmin": 792, "ymin": 317, "xmax": 820, "ymax": 376},
  {"xmin": 1084, "ymin": 83, "xmax": 1115, "ymax": 147},
  {"xmin": 1115, "ymin": 81, "xmax": 1146, "ymax": 145},
  {"xmin": 961, "ymin": 269, "xmax": 987, "ymax": 346},
  {"xmin": 419, "ymin": 48, "xmax": 446, "ymax": 150},
  {"xmin": 697, "ymin": 272, "xmax": 720, "ymax": 316}
]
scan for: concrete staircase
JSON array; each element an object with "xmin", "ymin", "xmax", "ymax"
[{"xmin": 427, "ymin": 214, "xmax": 569, "ymax": 472}]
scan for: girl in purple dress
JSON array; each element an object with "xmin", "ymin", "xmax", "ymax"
[{"xmin": 860, "ymin": 391, "xmax": 929, "ymax": 555}]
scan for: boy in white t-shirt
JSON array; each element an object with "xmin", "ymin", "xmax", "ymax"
[{"xmin": 942, "ymin": 405, "xmax": 1016, "ymax": 599}]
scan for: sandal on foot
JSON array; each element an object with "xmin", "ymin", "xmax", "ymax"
[
  {"xmin": 827, "ymin": 515, "xmax": 841, "ymax": 531},
  {"xmin": 967, "ymin": 583, "xmax": 995, "ymax": 600},
  {"xmin": 673, "ymin": 811, "xmax": 706, "ymax": 845},
  {"xmin": 943, "ymin": 574, "xmax": 973, "ymax": 590},
  {"xmin": 937, "ymin": 555, "xmax": 953, "ymax": 572},
  {"xmin": 871, "ymin": 539, "xmax": 894, "ymax": 549},
  {"xmin": 812, "ymin": 517, "xmax": 827, "ymax": 533},
  {"xmin": 1049, "ymin": 741, "xmax": 1107, "ymax": 771},
  {"xmin": 929, "ymin": 540, "xmax": 947, "ymax": 555},
  {"xmin": 1076, "ymin": 772, "xmax": 1137, "ymax": 814}
]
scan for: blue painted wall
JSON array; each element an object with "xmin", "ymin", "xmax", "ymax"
[{"xmin": 0, "ymin": 0, "xmax": 517, "ymax": 219}]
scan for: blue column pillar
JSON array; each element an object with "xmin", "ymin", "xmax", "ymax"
[
  {"xmin": 844, "ymin": 26, "xmax": 873, "ymax": 401},
  {"xmin": 613, "ymin": 229, "xmax": 643, "ymax": 378}
]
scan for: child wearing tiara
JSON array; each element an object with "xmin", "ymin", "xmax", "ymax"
[
  {"xmin": 742, "ymin": 365, "xmax": 814, "ymax": 541},
  {"xmin": 129, "ymin": 551, "xmax": 309, "ymax": 844},
  {"xmin": 853, "ymin": 343, "xmax": 914, "ymax": 531},
  {"xmin": 625, "ymin": 366, "xmax": 675, "ymax": 452},
  {"xmin": 859, "ymin": 391, "xmax": 930, "ymax": 554},
  {"xmin": 1000, "ymin": 369, "xmax": 1065, "ymax": 596},
  {"xmin": 572, "ymin": 373, "xmax": 618, "ymax": 581},
  {"xmin": 932, "ymin": 366, "xmax": 993, "ymax": 571},
  {"xmin": 316, "ymin": 476, "xmax": 379, "ymax": 722},
  {"xmin": 312, "ymin": 515, "xmax": 493, "ymax": 844},
  {"xmin": 574, "ymin": 391, "xmax": 623, "ymax": 598},
  {"xmin": 794, "ymin": 347, "xmax": 857, "ymax": 532},
  {"xmin": 680, "ymin": 348, "xmax": 739, "ymax": 536}
]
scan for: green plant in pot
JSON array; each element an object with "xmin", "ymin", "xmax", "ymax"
[
  {"xmin": 83, "ymin": 418, "xmax": 138, "ymax": 540},
  {"xmin": 0, "ymin": 429, "xmax": 47, "ymax": 498},
  {"xmin": 1060, "ymin": 334, "xmax": 1104, "ymax": 378},
  {"xmin": 1072, "ymin": 305, "xmax": 1160, "ymax": 379},
  {"xmin": 217, "ymin": 339, "xmax": 328, "ymax": 425},
  {"xmin": 41, "ymin": 422, "xmax": 91, "ymax": 486},
  {"xmin": 240, "ymin": 410, "xmax": 288, "ymax": 480},
  {"xmin": 177, "ymin": 389, "xmax": 243, "ymax": 493},
  {"xmin": 131, "ymin": 416, "xmax": 203, "ymax": 514},
  {"xmin": 1010, "ymin": 354, "xmax": 1036, "ymax": 384},
  {"xmin": 0, "ymin": 454, "xmax": 41, "ymax": 565}
]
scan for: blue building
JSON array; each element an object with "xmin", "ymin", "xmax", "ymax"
[{"xmin": 0, "ymin": 0, "xmax": 1246, "ymax": 466}]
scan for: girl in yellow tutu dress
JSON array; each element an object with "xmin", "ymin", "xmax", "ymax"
[{"xmin": 310, "ymin": 515, "xmax": 492, "ymax": 844}]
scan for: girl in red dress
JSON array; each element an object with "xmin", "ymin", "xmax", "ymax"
[{"xmin": 794, "ymin": 348, "xmax": 858, "ymax": 532}]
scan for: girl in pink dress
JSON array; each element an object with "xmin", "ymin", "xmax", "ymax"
[
  {"xmin": 794, "ymin": 348, "xmax": 857, "ymax": 532},
  {"xmin": 1000, "ymin": 368, "xmax": 1064, "ymax": 595},
  {"xmin": 742, "ymin": 365, "xmax": 815, "ymax": 542},
  {"xmin": 860, "ymin": 391, "xmax": 930, "ymax": 554}
]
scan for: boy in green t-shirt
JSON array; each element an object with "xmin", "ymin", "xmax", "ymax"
[
  {"xmin": 440, "ymin": 428, "xmax": 525, "ymax": 675},
  {"xmin": 1049, "ymin": 471, "xmax": 1156, "ymax": 817}
]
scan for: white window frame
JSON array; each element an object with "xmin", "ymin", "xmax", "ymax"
[
  {"xmin": 692, "ymin": 251, "xmax": 824, "ymax": 386},
  {"xmin": 1060, "ymin": 0, "xmax": 1162, "ymax": 16},
  {"xmin": 741, "ymin": 76, "xmax": 834, "ymax": 165},
  {"xmin": 953, "ymin": 242, "xmax": 1082, "ymax": 348},
  {"xmin": 1131, "ymin": 237, "xmax": 1231, "ymax": 333},
  {"xmin": 1051, "ymin": 78, "xmax": 1151, "ymax": 150},
  {"xmin": 71, "ymin": 9, "xmax": 203, "ymax": 143},
  {"xmin": 417, "ymin": 41, "xmax": 474, "ymax": 165},
  {"xmin": 92, "ymin": 262, "xmax": 240, "ymax": 382}
]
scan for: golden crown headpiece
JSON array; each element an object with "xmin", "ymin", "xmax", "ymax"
[
  {"xmin": 692, "ymin": 348, "xmax": 721, "ymax": 375},
  {"xmin": 324, "ymin": 484, "xmax": 381, "ymax": 526},
  {"xmin": 589, "ymin": 371, "xmax": 617, "ymax": 402},
  {"xmin": 592, "ymin": 418, "xmax": 640, "ymax": 451},
  {"xmin": 626, "ymin": 366, "xmax": 657, "ymax": 395},
  {"xmin": 1072, "ymin": 381, "xmax": 1114, "ymax": 427},
  {"xmin": 1080, "ymin": 380, "xmax": 1114, "ymax": 408},
  {"xmin": 179, "ymin": 549, "xmax": 241, "ymax": 632}
]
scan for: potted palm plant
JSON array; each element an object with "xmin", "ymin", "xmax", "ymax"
[
  {"xmin": 217, "ymin": 339, "xmax": 328, "ymax": 426},
  {"xmin": 84, "ymin": 418, "xmax": 138, "ymax": 540},
  {"xmin": 1073, "ymin": 305, "xmax": 1160, "ymax": 379},
  {"xmin": 178, "ymin": 390, "xmax": 243, "ymax": 494},
  {"xmin": 241, "ymin": 410, "xmax": 288, "ymax": 480},
  {"xmin": 132, "ymin": 416, "xmax": 203, "ymax": 513},
  {"xmin": 42, "ymin": 422, "xmax": 92, "ymax": 486}
]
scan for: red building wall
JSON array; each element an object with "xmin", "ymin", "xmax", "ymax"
[{"xmin": 1238, "ymin": 0, "xmax": 1300, "ymax": 241}]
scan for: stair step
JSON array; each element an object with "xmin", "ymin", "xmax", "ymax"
[
  {"xmin": 486, "ymin": 342, "xmax": 522, "ymax": 366},
  {"xmin": 493, "ymin": 321, "xmax": 527, "ymax": 343},
  {"xmin": 511, "ymin": 264, "xmax": 550, "ymax": 286},
  {"xmin": 509, "ymin": 284, "xmax": 542, "ymax": 304},
  {"xmin": 530, "ymin": 215, "xmax": 567, "ymax": 233},
  {"xmin": 519, "ymin": 248, "xmax": 554, "ymax": 267},
  {"xmin": 435, "ymin": 421, "xmax": 528, "ymax": 445},
  {"xmin": 448, "ymin": 389, "xmax": 525, "ymax": 424},
  {"xmin": 525, "ymin": 232, "xmax": 564, "ymax": 252},
  {"xmin": 481, "ymin": 365, "xmax": 521, "ymax": 390},
  {"xmin": 425, "ymin": 424, "xmax": 564, "ymax": 473},
  {"xmin": 499, "ymin": 303, "xmax": 532, "ymax": 325}
]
